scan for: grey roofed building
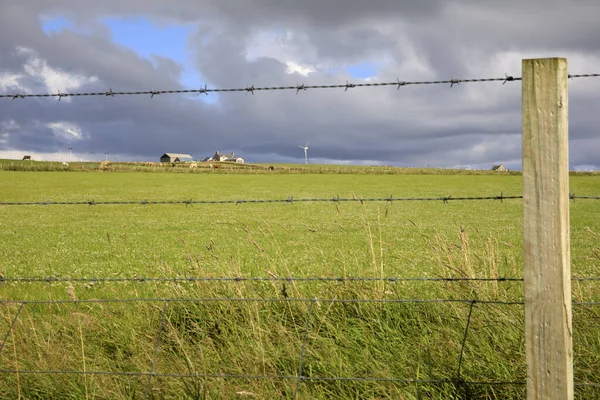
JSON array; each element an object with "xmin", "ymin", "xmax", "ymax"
[
  {"xmin": 160, "ymin": 153, "xmax": 194, "ymax": 163},
  {"xmin": 212, "ymin": 151, "xmax": 235, "ymax": 162}
]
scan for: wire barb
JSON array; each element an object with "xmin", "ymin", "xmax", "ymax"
[
  {"xmin": 344, "ymin": 81, "xmax": 355, "ymax": 92},
  {"xmin": 56, "ymin": 90, "xmax": 68, "ymax": 101},
  {"xmin": 503, "ymin": 74, "xmax": 515, "ymax": 85},
  {"xmin": 199, "ymin": 84, "xmax": 209, "ymax": 95},
  {"xmin": 296, "ymin": 84, "xmax": 306, "ymax": 95}
]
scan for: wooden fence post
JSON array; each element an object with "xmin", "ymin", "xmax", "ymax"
[{"xmin": 522, "ymin": 58, "xmax": 573, "ymax": 399}]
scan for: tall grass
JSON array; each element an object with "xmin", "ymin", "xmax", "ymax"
[{"xmin": 1, "ymin": 223, "xmax": 598, "ymax": 399}]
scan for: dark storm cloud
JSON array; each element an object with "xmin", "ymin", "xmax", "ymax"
[{"xmin": 1, "ymin": 0, "xmax": 600, "ymax": 168}]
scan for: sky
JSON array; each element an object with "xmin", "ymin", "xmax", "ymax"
[{"xmin": 1, "ymin": 1, "xmax": 600, "ymax": 170}]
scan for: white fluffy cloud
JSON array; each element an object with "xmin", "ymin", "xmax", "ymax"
[
  {"xmin": 47, "ymin": 121, "xmax": 85, "ymax": 140},
  {"xmin": 0, "ymin": 72, "xmax": 24, "ymax": 93},
  {"xmin": 15, "ymin": 47, "xmax": 99, "ymax": 101}
]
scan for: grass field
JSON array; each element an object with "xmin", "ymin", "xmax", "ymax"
[{"xmin": 1, "ymin": 169, "xmax": 599, "ymax": 399}]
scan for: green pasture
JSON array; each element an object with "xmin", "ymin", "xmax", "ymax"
[{"xmin": 0, "ymin": 170, "xmax": 599, "ymax": 399}]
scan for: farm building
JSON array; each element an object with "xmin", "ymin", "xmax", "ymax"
[
  {"xmin": 212, "ymin": 151, "xmax": 234, "ymax": 162},
  {"xmin": 160, "ymin": 153, "xmax": 194, "ymax": 163},
  {"xmin": 491, "ymin": 164, "xmax": 506, "ymax": 171},
  {"xmin": 211, "ymin": 151, "xmax": 244, "ymax": 164}
]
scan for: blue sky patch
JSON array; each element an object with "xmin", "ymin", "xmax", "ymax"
[
  {"xmin": 346, "ymin": 62, "xmax": 379, "ymax": 79},
  {"xmin": 101, "ymin": 17, "xmax": 191, "ymax": 64},
  {"xmin": 101, "ymin": 17, "xmax": 215, "ymax": 102},
  {"xmin": 41, "ymin": 16, "xmax": 215, "ymax": 102},
  {"xmin": 41, "ymin": 16, "xmax": 77, "ymax": 34}
]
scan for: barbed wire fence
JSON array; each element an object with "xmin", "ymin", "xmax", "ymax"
[
  {"xmin": 1, "ymin": 66, "xmax": 600, "ymax": 398},
  {"xmin": 1, "ymin": 73, "xmax": 599, "ymax": 100},
  {"xmin": 0, "ymin": 194, "xmax": 600, "ymax": 207}
]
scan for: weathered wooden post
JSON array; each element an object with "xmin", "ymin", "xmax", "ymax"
[{"xmin": 522, "ymin": 57, "xmax": 573, "ymax": 399}]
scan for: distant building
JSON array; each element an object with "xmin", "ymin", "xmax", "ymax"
[
  {"xmin": 212, "ymin": 151, "xmax": 234, "ymax": 162},
  {"xmin": 491, "ymin": 164, "xmax": 506, "ymax": 171},
  {"xmin": 211, "ymin": 151, "xmax": 244, "ymax": 164},
  {"xmin": 160, "ymin": 153, "xmax": 194, "ymax": 163}
]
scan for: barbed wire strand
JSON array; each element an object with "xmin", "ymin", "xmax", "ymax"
[
  {"xmin": 0, "ymin": 194, "xmax": 524, "ymax": 206},
  {"xmin": 0, "ymin": 368, "xmax": 525, "ymax": 385},
  {"xmin": 2, "ymin": 73, "xmax": 599, "ymax": 101},
  {"xmin": 4, "ymin": 276, "xmax": 600, "ymax": 284},
  {"xmin": 570, "ymin": 196, "xmax": 600, "ymax": 200},
  {"xmin": 2, "ymin": 195, "xmax": 599, "ymax": 207},
  {"xmin": 2, "ymin": 297, "xmax": 597, "ymax": 306},
  {"xmin": 568, "ymin": 73, "xmax": 600, "ymax": 79},
  {"xmin": 0, "ymin": 367, "xmax": 596, "ymax": 388},
  {"xmin": 573, "ymin": 301, "xmax": 600, "ymax": 306},
  {"xmin": 1, "ymin": 76, "xmax": 520, "ymax": 100},
  {"xmin": 0, "ymin": 297, "xmax": 525, "ymax": 306}
]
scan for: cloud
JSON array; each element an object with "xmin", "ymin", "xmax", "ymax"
[
  {"xmin": 19, "ymin": 47, "xmax": 99, "ymax": 98},
  {"xmin": 0, "ymin": 0, "xmax": 599, "ymax": 169},
  {"xmin": 47, "ymin": 121, "xmax": 86, "ymax": 140},
  {"xmin": 285, "ymin": 62, "xmax": 314, "ymax": 76},
  {"xmin": 0, "ymin": 72, "xmax": 24, "ymax": 93}
]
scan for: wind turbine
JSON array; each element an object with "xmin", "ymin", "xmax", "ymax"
[{"xmin": 299, "ymin": 142, "xmax": 309, "ymax": 164}]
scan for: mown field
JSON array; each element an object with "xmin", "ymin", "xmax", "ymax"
[{"xmin": 0, "ymin": 169, "xmax": 599, "ymax": 399}]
